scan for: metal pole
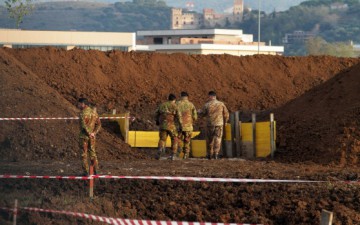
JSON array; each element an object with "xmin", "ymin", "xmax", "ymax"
[
  {"xmin": 270, "ymin": 113, "xmax": 275, "ymax": 158},
  {"xmin": 252, "ymin": 113, "xmax": 257, "ymax": 158},
  {"xmin": 234, "ymin": 111, "xmax": 240, "ymax": 157},
  {"xmin": 258, "ymin": 0, "xmax": 261, "ymax": 54},
  {"xmin": 89, "ymin": 165, "xmax": 94, "ymax": 198}
]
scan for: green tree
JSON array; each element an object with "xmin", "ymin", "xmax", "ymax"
[
  {"xmin": 5, "ymin": 0, "xmax": 34, "ymax": 28},
  {"xmin": 306, "ymin": 36, "xmax": 355, "ymax": 57}
]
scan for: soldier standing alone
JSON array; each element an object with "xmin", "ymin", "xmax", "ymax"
[
  {"xmin": 78, "ymin": 98, "xmax": 101, "ymax": 175},
  {"xmin": 177, "ymin": 91, "xmax": 197, "ymax": 159},
  {"xmin": 155, "ymin": 94, "xmax": 181, "ymax": 160},
  {"xmin": 199, "ymin": 91, "xmax": 229, "ymax": 160}
]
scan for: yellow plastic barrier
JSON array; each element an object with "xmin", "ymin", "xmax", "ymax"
[
  {"xmin": 255, "ymin": 122, "xmax": 271, "ymax": 157},
  {"xmin": 128, "ymin": 131, "xmax": 200, "ymax": 148},
  {"xmin": 241, "ymin": 123, "xmax": 253, "ymax": 141},
  {"xmin": 240, "ymin": 121, "xmax": 276, "ymax": 157},
  {"xmin": 191, "ymin": 140, "xmax": 207, "ymax": 157},
  {"xmin": 224, "ymin": 123, "xmax": 232, "ymax": 141}
]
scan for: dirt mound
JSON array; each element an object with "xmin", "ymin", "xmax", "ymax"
[
  {"xmin": 0, "ymin": 48, "xmax": 143, "ymax": 161},
  {"xmin": 275, "ymin": 63, "xmax": 360, "ymax": 165},
  {"xmin": 1, "ymin": 47, "xmax": 360, "ymax": 165}
]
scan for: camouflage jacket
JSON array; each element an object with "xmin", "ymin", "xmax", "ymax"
[
  {"xmin": 177, "ymin": 97, "xmax": 197, "ymax": 131},
  {"xmin": 201, "ymin": 99, "xmax": 229, "ymax": 126},
  {"xmin": 79, "ymin": 106, "xmax": 101, "ymax": 139},
  {"xmin": 155, "ymin": 100, "xmax": 181, "ymax": 131}
]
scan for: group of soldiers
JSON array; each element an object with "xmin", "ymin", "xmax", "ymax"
[
  {"xmin": 155, "ymin": 91, "xmax": 229, "ymax": 160},
  {"xmin": 77, "ymin": 90, "xmax": 229, "ymax": 175}
]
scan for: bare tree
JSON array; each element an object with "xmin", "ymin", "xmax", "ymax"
[{"xmin": 5, "ymin": 0, "xmax": 34, "ymax": 28}]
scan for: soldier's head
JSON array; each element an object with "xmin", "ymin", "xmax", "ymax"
[
  {"xmin": 78, "ymin": 97, "xmax": 89, "ymax": 110},
  {"xmin": 208, "ymin": 91, "xmax": 217, "ymax": 100},
  {"xmin": 168, "ymin": 93, "xmax": 176, "ymax": 102},
  {"xmin": 180, "ymin": 91, "xmax": 189, "ymax": 99}
]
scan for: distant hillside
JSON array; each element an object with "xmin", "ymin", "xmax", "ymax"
[
  {"xmin": 0, "ymin": 1, "xmax": 171, "ymax": 31},
  {"xmin": 0, "ymin": 0, "xmax": 307, "ymax": 13},
  {"xmin": 164, "ymin": 0, "xmax": 307, "ymax": 13}
]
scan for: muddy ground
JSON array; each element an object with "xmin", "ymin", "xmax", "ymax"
[{"xmin": 0, "ymin": 48, "xmax": 359, "ymax": 225}]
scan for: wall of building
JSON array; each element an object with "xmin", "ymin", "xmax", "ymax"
[{"xmin": 0, "ymin": 29, "xmax": 135, "ymax": 51}]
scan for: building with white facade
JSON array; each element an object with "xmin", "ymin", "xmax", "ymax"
[
  {"xmin": 0, "ymin": 29, "xmax": 136, "ymax": 51},
  {"xmin": 137, "ymin": 29, "xmax": 284, "ymax": 56}
]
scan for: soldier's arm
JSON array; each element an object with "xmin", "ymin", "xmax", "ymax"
[
  {"xmin": 223, "ymin": 104, "xmax": 230, "ymax": 123},
  {"xmin": 192, "ymin": 104, "xmax": 198, "ymax": 121},
  {"xmin": 198, "ymin": 104, "xmax": 208, "ymax": 117},
  {"xmin": 80, "ymin": 112, "xmax": 92, "ymax": 136},
  {"xmin": 94, "ymin": 113, "xmax": 101, "ymax": 135},
  {"xmin": 176, "ymin": 108, "xmax": 183, "ymax": 130},
  {"xmin": 155, "ymin": 106, "xmax": 160, "ymax": 125}
]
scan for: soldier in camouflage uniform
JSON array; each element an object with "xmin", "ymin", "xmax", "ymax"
[
  {"xmin": 78, "ymin": 98, "xmax": 102, "ymax": 175},
  {"xmin": 155, "ymin": 93, "xmax": 181, "ymax": 160},
  {"xmin": 199, "ymin": 91, "xmax": 229, "ymax": 160},
  {"xmin": 177, "ymin": 91, "xmax": 197, "ymax": 159}
]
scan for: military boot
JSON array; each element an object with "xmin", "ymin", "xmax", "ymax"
[
  {"xmin": 214, "ymin": 154, "xmax": 219, "ymax": 160},
  {"xmin": 155, "ymin": 147, "xmax": 164, "ymax": 160},
  {"xmin": 183, "ymin": 153, "xmax": 189, "ymax": 159},
  {"xmin": 176, "ymin": 146, "xmax": 182, "ymax": 157},
  {"xmin": 169, "ymin": 153, "xmax": 176, "ymax": 161}
]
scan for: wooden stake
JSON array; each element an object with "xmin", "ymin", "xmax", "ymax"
[
  {"xmin": 321, "ymin": 209, "xmax": 333, "ymax": 225},
  {"xmin": 89, "ymin": 165, "xmax": 94, "ymax": 198},
  {"xmin": 124, "ymin": 112, "xmax": 130, "ymax": 144},
  {"xmin": 13, "ymin": 199, "xmax": 17, "ymax": 225}
]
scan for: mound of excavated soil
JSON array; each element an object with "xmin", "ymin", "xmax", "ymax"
[
  {"xmin": 1, "ymin": 47, "xmax": 360, "ymax": 165},
  {"xmin": 275, "ymin": 63, "xmax": 360, "ymax": 165}
]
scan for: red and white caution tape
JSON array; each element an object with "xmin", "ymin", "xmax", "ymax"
[
  {"xmin": 0, "ymin": 116, "xmax": 134, "ymax": 121},
  {"xmin": 92, "ymin": 175, "xmax": 326, "ymax": 183},
  {"xmin": 0, "ymin": 207, "xmax": 12, "ymax": 212},
  {"xmin": 0, "ymin": 175, "xmax": 91, "ymax": 180},
  {"xmin": 0, "ymin": 174, "xmax": 329, "ymax": 183},
  {"xmin": 1, "ymin": 206, "xmax": 263, "ymax": 225}
]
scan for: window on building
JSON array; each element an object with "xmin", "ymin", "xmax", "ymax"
[{"xmin": 154, "ymin": 38, "xmax": 163, "ymax": 44}]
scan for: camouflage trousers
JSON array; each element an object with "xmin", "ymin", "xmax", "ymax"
[
  {"xmin": 158, "ymin": 129, "xmax": 178, "ymax": 154},
  {"xmin": 178, "ymin": 131, "xmax": 192, "ymax": 154},
  {"xmin": 79, "ymin": 137, "xmax": 98, "ymax": 174},
  {"xmin": 206, "ymin": 126, "xmax": 223, "ymax": 157}
]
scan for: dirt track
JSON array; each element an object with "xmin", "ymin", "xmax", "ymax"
[{"xmin": 0, "ymin": 47, "xmax": 359, "ymax": 224}]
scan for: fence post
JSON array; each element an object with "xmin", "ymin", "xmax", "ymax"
[
  {"xmin": 252, "ymin": 113, "xmax": 257, "ymax": 158},
  {"xmin": 89, "ymin": 166, "xmax": 94, "ymax": 198},
  {"xmin": 124, "ymin": 112, "xmax": 130, "ymax": 144},
  {"xmin": 234, "ymin": 111, "xmax": 241, "ymax": 157},
  {"xmin": 223, "ymin": 114, "xmax": 233, "ymax": 158},
  {"xmin": 320, "ymin": 209, "xmax": 333, "ymax": 225},
  {"xmin": 13, "ymin": 199, "xmax": 17, "ymax": 225},
  {"xmin": 270, "ymin": 113, "xmax": 275, "ymax": 158}
]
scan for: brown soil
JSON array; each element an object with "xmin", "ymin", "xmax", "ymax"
[{"xmin": 0, "ymin": 47, "xmax": 359, "ymax": 225}]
